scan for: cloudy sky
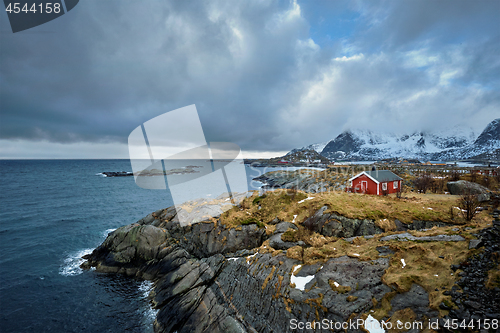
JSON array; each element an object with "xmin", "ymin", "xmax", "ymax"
[{"xmin": 1, "ymin": 0, "xmax": 499, "ymax": 159}]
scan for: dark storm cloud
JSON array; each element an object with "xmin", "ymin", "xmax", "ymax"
[{"xmin": 0, "ymin": 0, "xmax": 498, "ymax": 157}]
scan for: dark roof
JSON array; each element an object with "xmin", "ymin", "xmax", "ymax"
[
  {"xmin": 349, "ymin": 170, "xmax": 403, "ymax": 183},
  {"xmin": 364, "ymin": 170, "xmax": 402, "ymax": 182}
]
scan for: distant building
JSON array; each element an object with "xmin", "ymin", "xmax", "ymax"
[{"xmin": 348, "ymin": 170, "xmax": 403, "ymax": 195}]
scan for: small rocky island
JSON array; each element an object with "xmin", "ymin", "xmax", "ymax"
[
  {"xmin": 81, "ymin": 185, "xmax": 499, "ymax": 333},
  {"xmin": 99, "ymin": 165, "xmax": 202, "ymax": 177}
]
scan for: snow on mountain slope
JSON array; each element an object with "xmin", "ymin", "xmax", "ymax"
[
  {"xmin": 289, "ymin": 119, "xmax": 499, "ymax": 161},
  {"xmin": 287, "ymin": 141, "xmax": 329, "ymax": 155}
]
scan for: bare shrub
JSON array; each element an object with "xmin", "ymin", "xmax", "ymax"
[
  {"xmin": 413, "ymin": 174, "xmax": 433, "ymax": 193},
  {"xmin": 458, "ymin": 185, "xmax": 481, "ymax": 221},
  {"xmin": 469, "ymin": 170, "xmax": 477, "ymax": 183},
  {"xmin": 483, "ymin": 175, "xmax": 491, "ymax": 190},
  {"xmin": 450, "ymin": 170, "xmax": 461, "ymax": 181}
]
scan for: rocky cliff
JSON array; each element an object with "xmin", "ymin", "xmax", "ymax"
[{"xmin": 82, "ymin": 191, "xmax": 500, "ymax": 333}]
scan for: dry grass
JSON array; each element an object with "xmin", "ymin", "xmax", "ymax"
[
  {"xmin": 381, "ymin": 241, "xmax": 471, "ymax": 317},
  {"xmin": 220, "ymin": 189, "xmax": 491, "ymax": 231},
  {"xmin": 328, "ymin": 280, "xmax": 352, "ymax": 294},
  {"xmin": 218, "ymin": 188, "xmax": 497, "ymax": 321},
  {"xmin": 486, "ymin": 264, "xmax": 500, "ymax": 289}
]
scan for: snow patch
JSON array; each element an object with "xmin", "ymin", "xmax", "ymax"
[
  {"xmin": 401, "ymin": 259, "xmax": 406, "ymax": 268},
  {"xmin": 364, "ymin": 314, "xmax": 385, "ymax": 333},
  {"xmin": 298, "ymin": 197, "xmax": 314, "ymax": 204},
  {"xmin": 290, "ymin": 275, "xmax": 315, "ymax": 291}
]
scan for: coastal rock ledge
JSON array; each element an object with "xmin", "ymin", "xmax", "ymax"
[{"xmin": 81, "ymin": 202, "xmax": 499, "ymax": 333}]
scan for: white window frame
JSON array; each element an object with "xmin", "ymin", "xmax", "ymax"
[
  {"xmin": 393, "ymin": 181, "xmax": 398, "ymax": 189},
  {"xmin": 382, "ymin": 182, "xmax": 387, "ymax": 191}
]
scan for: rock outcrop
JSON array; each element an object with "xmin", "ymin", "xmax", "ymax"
[
  {"xmin": 81, "ymin": 193, "xmax": 494, "ymax": 333},
  {"xmin": 446, "ymin": 180, "xmax": 491, "ymax": 202},
  {"xmin": 83, "ymin": 214, "xmax": 396, "ymax": 333},
  {"xmin": 254, "ymin": 171, "xmax": 331, "ymax": 193},
  {"xmin": 303, "ymin": 206, "xmax": 384, "ymax": 238}
]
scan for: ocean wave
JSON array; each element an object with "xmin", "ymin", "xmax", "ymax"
[
  {"xmin": 60, "ymin": 228, "xmax": 117, "ymax": 277},
  {"xmin": 102, "ymin": 228, "xmax": 116, "ymax": 238},
  {"xmin": 95, "ymin": 173, "xmax": 107, "ymax": 177},
  {"xmin": 59, "ymin": 248, "xmax": 94, "ymax": 276}
]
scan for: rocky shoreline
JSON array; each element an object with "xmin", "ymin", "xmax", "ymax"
[
  {"xmin": 253, "ymin": 169, "xmax": 349, "ymax": 193},
  {"xmin": 80, "ymin": 189, "xmax": 500, "ymax": 333}
]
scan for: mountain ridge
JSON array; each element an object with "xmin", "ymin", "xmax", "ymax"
[{"xmin": 289, "ymin": 118, "xmax": 500, "ymax": 161}]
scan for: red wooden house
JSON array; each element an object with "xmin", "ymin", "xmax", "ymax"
[{"xmin": 348, "ymin": 170, "xmax": 403, "ymax": 195}]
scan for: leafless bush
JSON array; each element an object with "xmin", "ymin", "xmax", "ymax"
[
  {"xmin": 396, "ymin": 186, "xmax": 403, "ymax": 198},
  {"xmin": 482, "ymin": 175, "xmax": 491, "ymax": 190},
  {"xmin": 413, "ymin": 173, "xmax": 433, "ymax": 193},
  {"xmin": 450, "ymin": 170, "xmax": 461, "ymax": 181},
  {"xmin": 458, "ymin": 185, "xmax": 481, "ymax": 221},
  {"xmin": 469, "ymin": 170, "xmax": 477, "ymax": 183}
]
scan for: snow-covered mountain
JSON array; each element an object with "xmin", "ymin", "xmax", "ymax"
[
  {"xmin": 289, "ymin": 119, "xmax": 499, "ymax": 161},
  {"xmin": 286, "ymin": 141, "xmax": 329, "ymax": 155}
]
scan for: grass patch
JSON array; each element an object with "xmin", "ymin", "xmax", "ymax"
[
  {"xmin": 486, "ymin": 264, "xmax": 500, "ymax": 289},
  {"xmin": 252, "ymin": 194, "xmax": 267, "ymax": 205},
  {"xmin": 241, "ymin": 218, "xmax": 264, "ymax": 228},
  {"xmin": 220, "ymin": 189, "xmax": 492, "ymax": 231},
  {"xmin": 328, "ymin": 280, "xmax": 352, "ymax": 294},
  {"xmin": 381, "ymin": 240, "xmax": 470, "ymax": 316}
]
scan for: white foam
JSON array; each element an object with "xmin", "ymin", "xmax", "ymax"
[
  {"xmin": 59, "ymin": 248, "xmax": 94, "ymax": 276},
  {"xmin": 95, "ymin": 173, "xmax": 107, "ymax": 177},
  {"xmin": 102, "ymin": 228, "xmax": 116, "ymax": 238},
  {"xmin": 401, "ymin": 259, "xmax": 406, "ymax": 268},
  {"xmin": 137, "ymin": 280, "xmax": 158, "ymax": 332},
  {"xmin": 364, "ymin": 314, "xmax": 385, "ymax": 333},
  {"xmin": 139, "ymin": 280, "xmax": 155, "ymax": 298}
]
